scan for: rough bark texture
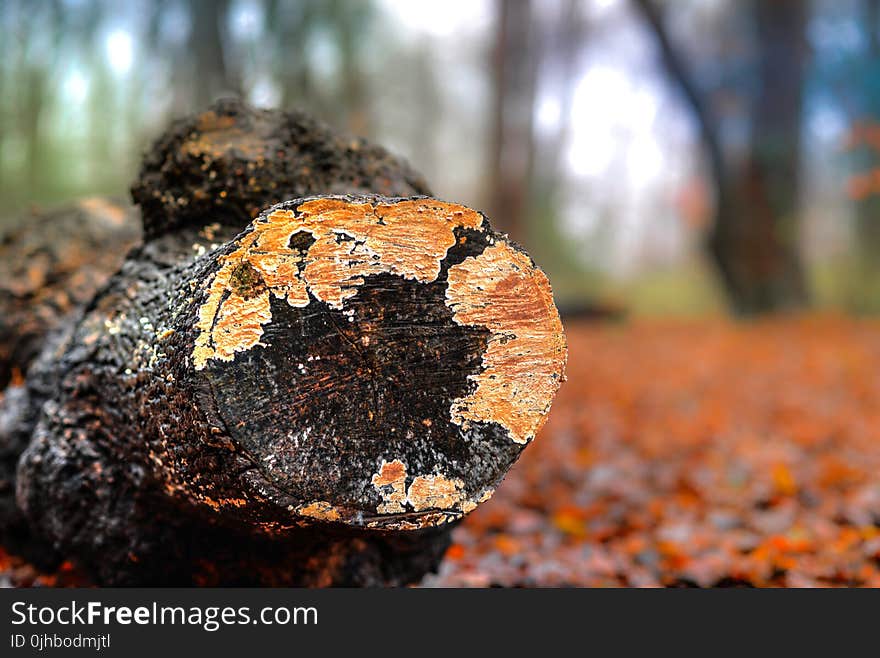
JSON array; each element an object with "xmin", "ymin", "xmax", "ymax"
[
  {"xmin": 3, "ymin": 101, "xmax": 566, "ymax": 586},
  {"xmin": 131, "ymin": 97, "xmax": 430, "ymax": 240},
  {"xmin": 0, "ymin": 199, "xmax": 140, "ymax": 564}
]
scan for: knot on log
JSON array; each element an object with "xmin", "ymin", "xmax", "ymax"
[{"xmin": 131, "ymin": 97, "xmax": 431, "ymax": 240}]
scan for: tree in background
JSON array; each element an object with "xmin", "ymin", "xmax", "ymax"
[
  {"xmin": 488, "ymin": 0, "xmax": 537, "ymax": 241},
  {"xmin": 189, "ymin": 0, "xmax": 241, "ymax": 109},
  {"xmin": 636, "ymin": 0, "xmax": 810, "ymax": 315},
  {"xmin": 486, "ymin": 0, "xmax": 600, "ymax": 306}
]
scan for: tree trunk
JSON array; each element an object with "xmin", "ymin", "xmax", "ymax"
[
  {"xmin": 336, "ymin": 1, "xmax": 370, "ymax": 135},
  {"xmin": 0, "ymin": 199, "xmax": 140, "ymax": 564},
  {"xmin": 3, "ymin": 101, "xmax": 566, "ymax": 586},
  {"xmin": 708, "ymin": 0, "xmax": 809, "ymax": 314},
  {"xmin": 488, "ymin": 0, "xmax": 538, "ymax": 241},
  {"xmin": 272, "ymin": 0, "xmax": 316, "ymax": 112},
  {"xmin": 636, "ymin": 0, "xmax": 809, "ymax": 315},
  {"xmin": 189, "ymin": 0, "xmax": 240, "ymax": 109}
]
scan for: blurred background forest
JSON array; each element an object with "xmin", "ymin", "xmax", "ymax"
[{"xmin": 3, "ymin": 0, "xmax": 880, "ymax": 316}]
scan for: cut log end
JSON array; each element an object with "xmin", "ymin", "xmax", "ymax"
[{"xmin": 176, "ymin": 195, "xmax": 567, "ymax": 531}]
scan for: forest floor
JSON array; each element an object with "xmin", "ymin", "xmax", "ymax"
[
  {"xmin": 4, "ymin": 314, "xmax": 880, "ymax": 587},
  {"xmin": 425, "ymin": 314, "xmax": 880, "ymax": 587}
]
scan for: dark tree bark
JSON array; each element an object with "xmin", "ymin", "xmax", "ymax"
[
  {"xmin": 488, "ymin": 0, "xmax": 539, "ymax": 241},
  {"xmin": 635, "ymin": 0, "xmax": 810, "ymax": 315},
  {"xmin": 131, "ymin": 98, "xmax": 431, "ymax": 240},
  {"xmin": 0, "ymin": 199, "xmax": 140, "ymax": 564},
  {"xmin": 3, "ymin": 101, "xmax": 566, "ymax": 586},
  {"xmin": 717, "ymin": 0, "xmax": 810, "ymax": 313}
]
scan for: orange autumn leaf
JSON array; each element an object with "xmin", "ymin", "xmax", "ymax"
[{"xmin": 771, "ymin": 463, "xmax": 797, "ymax": 497}]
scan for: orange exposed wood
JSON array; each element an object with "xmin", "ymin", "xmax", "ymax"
[{"xmin": 446, "ymin": 243, "xmax": 567, "ymax": 444}]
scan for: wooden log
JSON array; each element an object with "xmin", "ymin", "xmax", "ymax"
[
  {"xmin": 0, "ymin": 199, "xmax": 139, "ymax": 564},
  {"xmin": 5, "ymin": 101, "xmax": 566, "ymax": 585},
  {"xmin": 0, "ymin": 98, "xmax": 432, "ymax": 578}
]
